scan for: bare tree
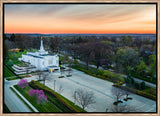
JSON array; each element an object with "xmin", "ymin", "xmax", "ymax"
[
  {"xmin": 60, "ymin": 68, "xmax": 64, "ymax": 76},
  {"xmin": 57, "ymin": 85, "xmax": 64, "ymax": 94},
  {"xmin": 42, "ymin": 72, "xmax": 49, "ymax": 86},
  {"xmin": 110, "ymin": 103, "xmax": 136, "ymax": 112},
  {"xmin": 66, "ymin": 68, "xmax": 72, "ymax": 76},
  {"xmin": 111, "ymin": 87, "xmax": 125, "ymax": 102},
  {"xmin": 37, "ymin": 70, "xmax": 43, "ymax": 81},
  {"xmin": 124, "ymin": 91, "xmax": 131, "ymax": 100},
  {"xmin": 74, "ymin": 89, "xmax": 96, "ymax": 111},
  {"xmin": 73, "ymin": 90, "xmax": 77, "ymax": 104}
]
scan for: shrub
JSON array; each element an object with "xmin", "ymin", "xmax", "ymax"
[
  {"xmin": 8, "ymin": 60, "xmax": 13, "ymax": 66},
  {"xmin": 141, "ymin": 82, "xmax": 146, "ymax": 90},
  {"xmin": 103, "ymin": 70, "xmax": 114, "ymax": 78},
  {"xmin": 58, "ymin": 76, "xmax": 64, "ymax": 78},
  {"xmin": 113, "ymin": 100, "xmax": 123, "ymax": 105},
  {"xmin": 17, "ymin": 79, "xmax": 28, "ymax": 88},
  {"xmin": 113, "ymin": 74, "xmax": 125, "ymax": 83},
  {"xmin": 113, "ymin": 84, "xmax": 156, "ymax": 101},
  {"xmin": 97, "ymin": 69, "xmax": 103, "ymax": 75}
]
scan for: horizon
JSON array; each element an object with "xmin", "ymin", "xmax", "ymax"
[
  {"xmin": 4, "ymin": 32, "xmax": 157, "ymax": 34},
  {"xmin": 4, "ymin": 4, "xmax": 156, "ymax": 34}
]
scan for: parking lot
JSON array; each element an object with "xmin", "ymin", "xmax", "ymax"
[{"xmin": 42, "ymin": 69, "xmax": 156, "ymax": 112}]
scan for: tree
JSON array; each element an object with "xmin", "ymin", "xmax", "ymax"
[
  {"xmin": 37, "ymin": 70, "xmax": 43, "ymax": 81},
  {"xmin": 140, "ymin": 81, "xmax": 146, "ymax": 90},
  {"xmin": 60, "ymin": 68, "xmax": 64, "ymax": 76},
  {"xmin": 119, "ymin": 36, "xmax": 134, "ymax": 47},
  {"xmin": 66, "ymin": 68, "xmax": 72, "ymax": 76},
  {"xmin": 78, "ymin": 42, "xmax": 94, "ymax": 70},
  {"xmin": 148, "ymin": 54, "xmax": 156, "ymax": 77},
  {"xmin": 28, "ymin": 89, "xmax": 47, "ymax": 105},
  {"xmin": 3, "ymin": 34, "xmax": 9, "ymax": 40},
  {"xmin": 17, "ymin": 79, "xmax": 28, "ymax": 88},
  {"xmin": 73, "ymin": 89, "xmax": 96, "ymax": 110},
  {"xmin": 4, "ymin": 42, "xmax": 9, "ymax": 59},
  {"xmin": 110, "ymin": 103, "xmax": 136, "ymax": 112},
  {"xmin": 9, "ymin": 33, "xmax": 15, "ymax": 42},
  {"xmin": 111, "ymin": 87, "xmax": 125, "ymax": 102},
  {"xmin": 42, "ymin": 72, "xmax": 49, "ymax": 86},
  {"xmin": 94, "ymin": 41, "xmax": 111, "ymax": 69},
  {"xmin": 50, "ymin": 36, "xmax": 61, "ymax": 53},
  {"xmin": 115, "ymin": 48, "xmax": 139, "ymax": 73},
  {"xmin": 57, "ymin": 85, "xmax": 64, "ymax": 94},
  {"xmin": 136, "ymin": 60, "xmax": 147, "ymax": 76}
]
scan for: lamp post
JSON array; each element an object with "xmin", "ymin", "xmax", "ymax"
[
  {"xmin": 74, "ymin": 91, "xmax": 77, "ymax": 104},
  {"xmin": 54, "ymin": 80, "xmax": 56, "ymax": 91}
]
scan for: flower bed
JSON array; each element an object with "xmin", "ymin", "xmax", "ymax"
[{"xmin": 14, "ymin": 85, "xmax": 61, "ymax": 112}]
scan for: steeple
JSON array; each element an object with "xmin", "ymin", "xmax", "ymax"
[{"xmin": 39, "ymin": 36, "xmax": 45, "ymax": 52}]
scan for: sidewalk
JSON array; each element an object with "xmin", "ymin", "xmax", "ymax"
[{"xmin": 11, "ymin": 86, "xmax": 38, "ymax": 112}]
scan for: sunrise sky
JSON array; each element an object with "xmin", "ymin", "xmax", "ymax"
[{"xmin": 4, "ymin": 4, "xmax": 156, "ymax": 34}]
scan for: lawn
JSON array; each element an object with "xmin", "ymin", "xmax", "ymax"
[
  {"xmin": 14, "ymin": 85, "xmax": 61, "ymax": 112},
  {"xmin": 4, "ymin": 66, "xmax": 20, "ymax": 80},
  {"xmin": 4, "ymin": 66, "xmax": 15, "ymax": 78}
]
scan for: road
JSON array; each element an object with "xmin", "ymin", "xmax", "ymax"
[{"xmin": 4, "ymin": 76, "xmax": 38, "ymax": 112}]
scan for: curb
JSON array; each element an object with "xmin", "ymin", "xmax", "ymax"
[{"xmin": 11, "ymin": 86, "xmax": 39, "ymax": 112}]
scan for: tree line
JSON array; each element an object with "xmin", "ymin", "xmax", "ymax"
[{"xmin": 4, "ymin": 34, "xmax": 156, "ymax": 79}]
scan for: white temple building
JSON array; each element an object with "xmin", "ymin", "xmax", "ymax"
[{"xmin": 18, "ymin": 37, "xmax": 60, "ymax": 72}]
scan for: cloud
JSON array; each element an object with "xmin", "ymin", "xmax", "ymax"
[{"xmin": 4, "ymin": 4, "xmax": 156, "ymax": 34}]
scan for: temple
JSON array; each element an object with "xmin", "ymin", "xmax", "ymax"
[{"xmin": 18, "ymin": 37, "xmax": 60, "ymax": 72}]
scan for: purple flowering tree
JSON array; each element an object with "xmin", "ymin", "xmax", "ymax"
[
  {"xmin": 17, "ymin": 79, "xmax": 28, "ymax": 88},
  {"xmin": 28, "ymin": 89, "xmax": 47, "ymax": 105}
]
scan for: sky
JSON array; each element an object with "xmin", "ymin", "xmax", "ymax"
[{"xmin": 4, "ymin": 4, "xmax": 156, "ymax": 34}]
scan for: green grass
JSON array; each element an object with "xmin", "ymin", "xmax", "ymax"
[
  {"xmin": 10, "ymin": 87, "xmax": 35, "ymax": 112},
  {"xmin": 4, "ymin": 66, "xmax": 15, "ymax": 78},
  {"xmin": 3, "ymin": 103, "xmax": 11, "ymax": 113},
  {"xmin": 7, "ymin": 65, "xmax": 15, "ymax": 72},
  {"xmin": 4, "ymin": 66, "xmax": 19, "ymax": 80},
  {"xmin": 14, "ymin": 85, "xmax": 61, "ymax": 112}
]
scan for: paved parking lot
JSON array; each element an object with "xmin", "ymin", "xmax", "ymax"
[{"xmin": 42, "ymin": 69, "xmax": 156, "ymax": 112}]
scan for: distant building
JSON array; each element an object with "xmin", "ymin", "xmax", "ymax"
[
  {"xmin": 19, "ymin": 37, "xmax": 60, "ymax": 72},
  {"xmin": 9, "ymin": 48, "xmax": 20, "ymax": 52}
]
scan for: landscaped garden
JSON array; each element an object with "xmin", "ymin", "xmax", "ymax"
[
  {"xmin": 14, "ymin": 79, "xmax": 85, "ymax": 112},
  {"xmin": 14, "ymin": 79, "xmax": 61, "ymax": 112}
]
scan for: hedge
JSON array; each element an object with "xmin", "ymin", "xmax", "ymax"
[
  {"xmin": 72, "ymin": 66, "xmax": 124, "ymax": 84},
  {"xmin": 29, "ymin": 80, "xmax": 85, "ymax": 112},
  {"xmin": 131, "ymin": 72, "xmax": 156, "ymax": 84},
  {"xmin": 113, "ymin": 84, "xmax": 156, "ymax": 101}
]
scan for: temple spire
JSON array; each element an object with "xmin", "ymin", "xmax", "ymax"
[{"xmin": 39, "ymin": 36, "xmax": 45, "ymax": 52}]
